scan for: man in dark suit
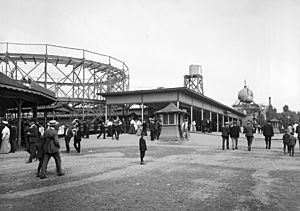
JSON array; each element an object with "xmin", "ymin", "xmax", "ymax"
[
  {"xmin": 229, "ymin": 121, "xmax": 240, "ymax": 150},
  {"xmin": 26, "ymin": 120, "xmax": 40, "ymax": 163},
  {"xmin": 64, "ymin": 125, "xmax": 73, "ymax": 153},
  {"xmin": 139, "ymin": 132, "xmax": 147, "ymax": 165},
  {"xmin": 40, "ymin": 120, "xmax": 64, "ymax": 179},
  {"xmin": 263, "ymin": 121, "xmax": 274, "ymax": 149}
]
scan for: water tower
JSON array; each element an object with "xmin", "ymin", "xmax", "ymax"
[{"xmin": 184, "ymin": 65, "xmax": 204, "ymax": 95}]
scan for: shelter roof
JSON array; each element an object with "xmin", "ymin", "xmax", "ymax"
[
  {"xmin": 155, "ymin": 103, "xmax": 187, "ymax": 114},
  {"xmin": 270, "ymin": 118, "xmax": 279, "ymax": 122},
  {"xmin": 99, "ymin": 87, "xmax": 246, "ymax": 117},
  {"xmin": 0, "ymin": 72, "xmax": 56, "ymax": 109}
]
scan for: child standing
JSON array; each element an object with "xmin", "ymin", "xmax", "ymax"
[
  {"xmin": 139, "ymin": 132, "xmax": 147, "ymax": 165},
  {"xmin": 289, "ymin": 132, "xmax": 296, "ymax": 157},
  {"xmin": 282, "ymin": 130, "xmax": 290, "ymax": 155}
]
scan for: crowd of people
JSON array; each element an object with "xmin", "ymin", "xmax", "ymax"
[
  {"xmin": 2, "ymin": 116, "xmax": 300, "ymax": 180},
  {"xmin": 221, "ymin": 120, "xmax": 300, "ymax": 155},
  {"xmin": 128, "ymin": 117, "xmax": 161, "ymax": 141}
]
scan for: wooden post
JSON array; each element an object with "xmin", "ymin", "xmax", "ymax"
[{"xmin": 15, "ymin": 99, "xmax": 23, "ymax": 148}]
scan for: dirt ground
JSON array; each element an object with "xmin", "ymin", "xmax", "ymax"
[{"xmin": 1, "ymin": 132, "xmax": 300, "ymax": 211}]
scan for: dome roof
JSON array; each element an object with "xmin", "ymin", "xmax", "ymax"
[{"xmin": 238, "ymin": 85, "xmax": 253, "ymax": 103}]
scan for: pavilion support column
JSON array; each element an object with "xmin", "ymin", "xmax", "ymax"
[
  {"xmin": 44, "ymin": 111, "xmax": 47, "ymax": 125},
  {"xmin": 222, "ymin": 114, "xmax": 225, "ymax": 126},
  {"xmin": 217, "ymin": 113, "xmax": 219, "ymax": 132},
  {"xmin": 15, "ymin": 99, "xmax": 24, "ymax": 149},
  {"xmin": 105, "ymin": 104, "xmax": 108, "ymax": 123},
  {"xmin": 190, "ymin": 105, "xmax": 193, "ymax": 132},
  {"xmin": 32, "ymin": 103, "xmax": 37, "ymax": 120},
  {"xmin": 141, "ymin": 103, "xmax": 144, "ymax": 122}
]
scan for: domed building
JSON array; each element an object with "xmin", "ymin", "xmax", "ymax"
[{"xmin": 233, "ymin": 82, "xmax": 259, "ymax": 124}]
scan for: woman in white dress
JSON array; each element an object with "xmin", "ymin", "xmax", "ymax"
[{"xmin": 0, "ymin": 121, "xmax": 11, "ymax": 154}]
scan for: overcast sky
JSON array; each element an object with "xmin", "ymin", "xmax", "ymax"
[{"xmin": 1, "ymin": 0, "xmax": 299, "ymax": 112}]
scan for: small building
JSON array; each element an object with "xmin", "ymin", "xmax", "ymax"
[{"xmin": 155, "ymin": 103, "xmax": 187, "ymax": 141}]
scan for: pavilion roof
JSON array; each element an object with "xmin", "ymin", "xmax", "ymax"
[{"xmin": 155, "ymin": 103, "xmax": 187, "ymax": 114}]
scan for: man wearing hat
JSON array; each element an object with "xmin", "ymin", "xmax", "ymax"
[
  {"xmin": 26, "ymin": 119, "xmax": 39, "ymax": 163},
  {"xmin": 0, "ymin": 120, "xmax": 11, "ymax": 154},
  {"xmin": 40, "ymin": 120, "xmax": 64, "ymax": 179},
  {"xmin": 229, "ymin": 121, "xmax": 240, "ymax": 150},
  {"xmin": 221, "ymin": 122, "xmax": 230, "ymax": 150}
]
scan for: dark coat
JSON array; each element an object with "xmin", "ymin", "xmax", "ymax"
[
  {"xmin": 263, "ymin": 123, "xmax": 274, "ymax": 137},
  {"xmin": 282, "ymin": 133, "xmax": 290, "ymax": 144},
  {"xmin": 221, "ymin": 126, "xmax": 230, "ymax": 137},
  {"xmin": 229, "ymin": 125, "xmax": 240, "ymax": 138},
  {"xmin": 139, "ymin": 137, "xmax": 147, "ymax": 151},
  {"xmin": 296, "ymin": 125, "xmax": 300, "ymax": 139},
  {"xmin": 43, "ymin": 127, "xmax": 60, "ymax": 153},
  {"xmin": 74, "ymin": 129, "xmax": 82, "ymax": 143},
  {"xmin": 244, "ymin": 125, "xmax": 254, "ymax": 137},
  {"xmin": 27, "ymin": 125, "xmax": 40, "ymax": 143},
  {"xmin": 65, "ymin": 127, "xmax": 73, "ymax": 138},
  {"xmin": 290, "ymin": 136, "xmax": 296, "ymax": 146}
]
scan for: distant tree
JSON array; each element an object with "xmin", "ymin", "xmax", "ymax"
[{"xmin": 283, "ymin": 105, "xmax": 289, "ymax": 113}]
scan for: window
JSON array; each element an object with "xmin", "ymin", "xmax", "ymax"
[
  {"xmin": 169, "ymin": 113, "xmax": 175, "ymax": 124},
  {"xmin": 163, "ymin": 114, "xmax": 168, "ymax": 124}
]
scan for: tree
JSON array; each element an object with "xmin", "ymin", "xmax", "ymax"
[{"xmin": 283, "ymin": 105, "xmax": 289, "ymax": 113}]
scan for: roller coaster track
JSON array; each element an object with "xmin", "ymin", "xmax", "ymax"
[{"xmin": 0, "ymin": 42, "xmax": 130, "ymax": 119}]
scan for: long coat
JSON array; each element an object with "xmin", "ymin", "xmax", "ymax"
[
  {"xmin": 263, "ymin": 123, "xmax": 274, "ymax": 137},
  {"xmin": 139, "ymin": 137, "xmax": 147, "ymax": 151},
  {"xmin": 43, "ymin": 127, "xmax": 60, "ymax": 153},
  {"xmin": 229, "ymin": 125, "xmax": 240, "ymax": 138},
  {"xmin": 244, "ymin": 125, "xmax": 254, "ymax": 137},
  {"xmin": 27, "ymin": 125, "xmax": 39, "ymax": 143}
]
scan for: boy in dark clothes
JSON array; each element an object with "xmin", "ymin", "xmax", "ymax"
[
  {"xmin": 139, "ymin": 132, "xmax": 147, "ymax": 165},
  {"xmin": 289, "ymin": 132, "xmax": 296, "ymax": 157},
  {"xmin": 282, "ymin": 130, "xmax": 290, "ymax": 155}
]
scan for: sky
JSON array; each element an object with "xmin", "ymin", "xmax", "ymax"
[{"xmin": 1, "ymin": 0, "xmax": 300, "ymax": 112}]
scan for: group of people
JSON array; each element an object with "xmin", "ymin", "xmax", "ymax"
[
  {"xmin": 96, "ymin": 118, "xmax": 122, "ymax": 140},
  {"xmin": 221, "ymin": 120, "xmax": 300, "ymax": 154},
  {"xmin": 1, "ymin": 118, "xmax": 65, "ymax": 179}
]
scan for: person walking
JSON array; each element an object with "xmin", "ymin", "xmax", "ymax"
[
  {"xmin": 229, "ymin": 121, "xmax": 240, "ymax": 150},
  {"xmin": 139, "ymin": 132, "xmax": 147, "ymax": 165},
  {"xmin": 149, "ymin": 118, "xmax": 156, "ymax": 141},
  {"xmin": 263, "ymin": 120, "xmax": 274, "ymax": 149},
  {"xmin": 26, "ymin": 120, "xmax": 39, "ymax": 163},
  {"xmin": 282, "ymin": 130, "xmax": 290, "ymax": 155},
  {"xmin": 221, "ymin": 122, "xmax": 230, "ymax": 150},
  {"xmin": 64, "ymin": 125, "xmax": 73, "ymax": 153},
  {"xmin": 244, "ymin": 121, "xmax": 254, "ymax": 151},
  {"xmin": 9, "ymin": 120, "xmax": 17, "ymax": 153},
  {"xmin": 289, "ymin": 132, "xmax": 296, "ymax": 157},
  {"xmin": 155, "ymin": 119, "xmax": 162, "ymax": 140},
  {"xmin": 97, "ymin": 121, "xmax": 106, "ymax": 139},
  {"xmin": 73, "ymin": 124, "xmax": 82, "ymax": 153},
  {"xmin": 181, "ymin": 119, "xmax": 189, "ymax": 140},
  {"xmin": 0, "ymin": 120, "xmax": 11, "ymax": 154},
  {"xmin": 296, "ymin": 122, "xmax": 300, "ymax": 150},
  {"xmin": 142, "ymin": 120, "xmax": 147, "ymax": 136},
  {"xmin": 115, "ymin": 120, "xmax": 121, "ymax": 140},
  {"xmin": 40, "ymin": 120, "xmax": 64, "ymax": 179}
]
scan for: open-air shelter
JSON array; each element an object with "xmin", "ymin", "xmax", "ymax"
[
  {"xmin": 100, "ymin": 87, "xmax": 246, "ymax": 132},
  {"xmin": 0, "ymin": 72, "xmax": 56, "ymax": 147}
]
